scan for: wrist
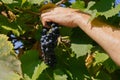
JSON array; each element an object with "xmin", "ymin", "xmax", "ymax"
[{"xmin": 73, "ymin": 11, "xmax": 91, "ymax": 27}]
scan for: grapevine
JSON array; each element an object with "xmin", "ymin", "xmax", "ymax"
[{"xmin": 0, "ymin": 0, "xmax": 120, "ymax": 80}]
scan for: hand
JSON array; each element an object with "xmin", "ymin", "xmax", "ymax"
[{"xmin": 41, "ymin": 7, "xmax": 79, "ymax": 28}]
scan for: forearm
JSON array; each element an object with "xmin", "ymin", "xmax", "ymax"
[
  {"xmin": 41, "ymin": 7, "xmax": 120, "ymax": 66},
  {"xmin": 75, "ymin": 12, "xmax": 120, "ymax": 66}
]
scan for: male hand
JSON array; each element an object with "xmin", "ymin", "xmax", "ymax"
[{"xmin": 41, "ymin": 7, "xmax": 79, "ymax": 27}]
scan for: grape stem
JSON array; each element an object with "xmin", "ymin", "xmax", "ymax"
[
  {"xmin": 58, "ymin": 36, "xmax": 71, "ymax": 54},
  {"xmin": 14, "ymin": 8, "xmax": 41, "ymax": 16}
]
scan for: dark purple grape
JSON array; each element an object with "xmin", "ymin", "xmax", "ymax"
[{"xmin": 40, "ymin": 22, "xmax": 60, "ymax": 67}]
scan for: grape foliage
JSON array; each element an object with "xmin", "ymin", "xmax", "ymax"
[{"xmin": 40, "ymin": 22, "xmax": 60, "ymax": 67}]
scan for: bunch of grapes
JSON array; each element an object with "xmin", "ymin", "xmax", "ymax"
[{"xmin": 40, "ymin": 22, "xmax": 60, "ymax": 67}]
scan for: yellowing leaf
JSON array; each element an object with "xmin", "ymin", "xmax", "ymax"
[
  {"xmin": 1, "ymin": 26, "xmax": 20, "ymax": 36},
  {"xmin": 1, "ymin": 0, "xmax": 13, "ymax": 4},
  {"xmin": 21, "ymin": 0, "xmax": 27, "ymax": 6},
  {"xmin": 0, "ymin": 52, "xmax": 22, "ymax": 80},
  {"xmin": 0, "ymin": 34, "xmax": 13, "ymax": 56},
  {"xmin": 27, "ymin": 0, "xmax": 44, "ymax": 4}
]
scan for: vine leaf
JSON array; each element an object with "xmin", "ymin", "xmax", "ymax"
[
  {"xmin": 0, "ymin": 34, "xmax": 13, "ymax": 56},
  {"xmin": 1, "ymin": 25, "xmax": 20, "ymax": 36},
  {"xmin": 86, "ymin": 0, "xmax": 120, "ymax": 19},
  {"xmin": 84, "ymin": 1, "xmax": 96, "ymax": 12},
  {"xmin": 96, "ymin": 70, "xmax": 111, "ymax": 80},
  {"xmin": 31, "ymin": 62, "xmax": 48, "ymax": 80},
  {"xmin": 71, "ymin": 43, "xmax": 92, "ymax": 57},
  {"xmin": 0, "ymin": 15, "xmax": 21, "ymax": 36},
  {"xmin": 21, "ymin": 0, "xmax": 27, "ymax": 6},
  {"xmin": 20, "ymin": 50, "xmax": 43, "ymax": 78},
  {"xmin": 0, "ymin": 53, "xmax": 22, "ymax": 80},
  {"xmin": 100, "ymin": 4, "xmax": 120, "ymax": 18},
  {"xmin": 0, "ymin": 34, "xmax": 22, "ymax": 80},
  {"xmin": 71, "ymin": 28, "xmax": 93, "ymax": 57},
  {"xmin": 27, "ymin": 0, "xmax": 45, "ymax": 4},
  {"xmin": 23, "ymin": 74, "xmax": 31, "ymax": 80},
  {"xmin": 1, "ymin": 0, "xmax": 13, "ymax": 4},
  {"xmin": 103, "ymin": 58, "xmax": 120, "ymax": 73},
  {"xmin": 53, "ymin": 69, "xmax": 67, "ymax": 80},
  {"xmin": 94, "ymin": 52, "xmax": 109, "ymax": 64},
  {"xmin": 71, "ymin": 0, "xmax": 85, "ymax": 10}
]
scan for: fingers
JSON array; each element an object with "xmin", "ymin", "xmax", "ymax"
[
  {"xmin": 40, "ymin": 7, "xmax": 64, "ymax": 26},
  {"xmin": 40, "ymin": 7, "xmax": 78, "ymax": 27},
  {"xmin": 41, "ymin": 18, "xmax": 51, "ymax": 27},
  {"xmin": 41, "ymin": 12, "xmax": 51, "ymax": 26}
]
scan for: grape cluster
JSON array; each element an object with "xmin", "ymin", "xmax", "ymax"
[{"xmin": 40, "ymin": 22, "xmax": 60, "ymax": 67}]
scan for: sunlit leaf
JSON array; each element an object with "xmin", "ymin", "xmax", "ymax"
[
  {"xmin": 100, "ymin": 4, "xmax": 120, "ymax": 18},
  {"xmin": 23, "ymin": 74, "xmax": 31, "ymax": 80},
  {"xmin": 71, "ymin": 43, "xmax": 93, "ymax": 57},
  {"xmin": 32, "ymin": 62, "xmax": 48, "ymax": 80},
  {"xmin": 0, "ymin": 34, "xmax": 13, "ymax": 56},
  {"xmin": 53, "ymin": 69, "xmax": 67, "ymax": 80},
  {"xmin": 85, "ymin": 1, "xmax": 96, "ymax": 11},
  {"xmin": 94, "ymin": 52, "xmax": 109, "ymax": 64},
  {"xmin": 0, "ymin": 52, "xmax": 22, "ymax": 80},
  {"xmin": 1, "ymin": 0, "xmax": 13, "ymax": 4},
  {"xmin": 21, "ymin": 0, "xmax": 27, "ymax": 6},
  {"xmin": 71, "ymin": 0, "xmax": 85, "ymax": 10},
  {"xmin": 27, "ymin": 0, "xmax": 45, "ymax": 4},
  {"xmin": 1, "ymin": 25, "xmax": 20, "ymax": 36},
  {"xmin": 71, "ymin": 28, "xmax": 93, "ymax": 57}
]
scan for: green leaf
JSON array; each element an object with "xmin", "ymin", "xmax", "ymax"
[
  {"xmin": 71, "ymin": 0, "xmax": 85, "ymax": 10},
  {"xmin": 31, "ymin": 62, "xmax": 48, "ymax": 80},
  {"xmin": 90, "ymin": 0, "xmax": 114, "ymax": 12},
  {"xmin": 100, "ymin": 4, "xmax": 120, "ymax": 18},
  {"xmin": 23, "ymin": 74, "xmax": 31, "ymax": 80},
  {"xmin": 85, "ymin": 0, "xmax": 119, "ymax": 19},
  {"xmin": 0, "ymin": 34, "xmax": 13, "ymax": 56},
  {"xmin": 53, "ymin": 69, "xmax": 67, "ymax": 80},
  {"xmin": 94, "ymin": 52, "xmax": 109, "ymax": 64},
  {"xmin": 55, "ymin": 46, "xmax": 91, "ymax": 79},
  {"xmin": 71, "ymin": 28, "xmax": 93, "ymax": 57},
  {"xmin": 96, "ymin": 70, "xmax": 111, "ymax": 80},
  {"xmin": 66, "ymin": 56, "xmax": 91, "ymax": 79},
  {"xmin": 21, "ymin": 0, "xmax": 27, "ymax": 6},
  {"xmin": 20, "ymin": 50, "xmax": 41, "ymax": 78},
  {"xmin": 0, "ymin": 52, "xmax": 22, "ymax": 80},
  {"xmin": 1, "ymin": 0, "xmax": 13, "ymax": 4},
  {"xmin": 1, "ymin": 0, "xmax": 18, "ymax": 4},
  {"xmin": 0, "ymin": 15, "xmax": 21, "ymax": 36},
  {"xmin": 84, "ymin": 1, "xmax": 96, "ymax": 11},
  {"xmin": 103, "ymin": 58, "xmax": 120, "ymax": 73},
  {"xmin": 27, "ymin": 0, "xmax": 45, "ymax": 4},
  {"xmin": 60, "ymin": 27, "xmax": 72, "ymax": 36},
  {"xmin": 71, "ymin": 43, "xmax": 92, "ymax": 57},
  {"xmin": 1, "ymin": 25, "xmax": 20, "ymax": 36}
]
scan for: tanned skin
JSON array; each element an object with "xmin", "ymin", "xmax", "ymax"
[{"xmin": 41, "ymin": 7, "xmax": 120, "ymax": 66}]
